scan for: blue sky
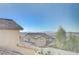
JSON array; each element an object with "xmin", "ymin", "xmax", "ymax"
[{"xmin": 0, "ymin": 3, "xmax": 79, "ymax": 32}]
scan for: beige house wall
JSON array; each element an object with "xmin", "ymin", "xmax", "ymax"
[{"xmin": 0, "ymin": 30, "xmax": 19, "ymax": 48}]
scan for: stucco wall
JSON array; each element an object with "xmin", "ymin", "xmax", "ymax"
[{"xmin": 0, "ymin": 30, "xmax": 19, "ymax": 48}]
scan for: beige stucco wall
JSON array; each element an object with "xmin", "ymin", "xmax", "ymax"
[
  {"xmin": 0, "ymin": 30, "xmax": 19, "ymax": 48},
  {"xmin": 0, "ymin": 30, "xmax": 35, "ymax": 55}
]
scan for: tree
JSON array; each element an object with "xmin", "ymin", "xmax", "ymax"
[
  {"xmin": 64, "ymin": 33, "xmax": 74, "ymax": 51},
  {"xmin": 55, "ymin": 26, "xmax": 66, "ymax": 49},
  {"xmin": 64, "ymin": 32, "xmax": 79, "ymax": 52}
]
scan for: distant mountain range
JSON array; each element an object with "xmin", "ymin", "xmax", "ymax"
[{"xmin": 20, "ymin": 31, "xmax": 79, "ymax": 37}]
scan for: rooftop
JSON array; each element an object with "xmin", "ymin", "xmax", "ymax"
[{"xmin": 0, "ymin": 18, "xmax": 23, "ymax": 30}]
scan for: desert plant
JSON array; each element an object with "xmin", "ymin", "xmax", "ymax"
[{"xmin": 34, "ymin": 48, "xmax": 51, "ymax": 55}]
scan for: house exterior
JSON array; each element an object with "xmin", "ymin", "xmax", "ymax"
[
  {"xmin": 0, "ymin": 18, "xmax": 23, "ymax": 48},
  {"xmin": 0, "ymin": 18, "xmax": 35, "ymax": 55}
]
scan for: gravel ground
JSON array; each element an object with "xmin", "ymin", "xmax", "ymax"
[
  {"xmin": 18, "ymin": 42, "xmax": 79, "ymax": 55},
  {"xmin": 34, "ymin": 47, "xmax": 79, "ymax": 55}
]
